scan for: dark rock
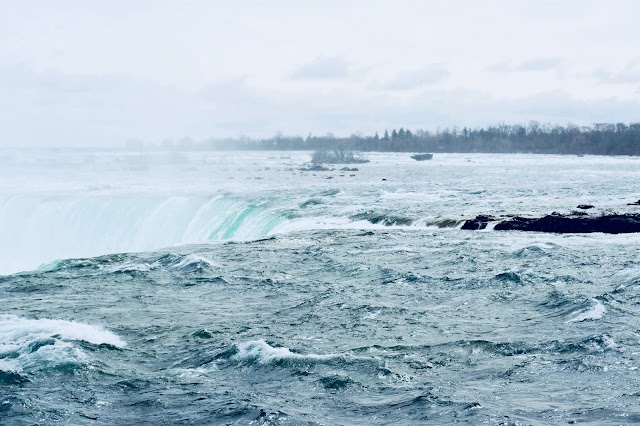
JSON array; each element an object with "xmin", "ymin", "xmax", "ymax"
[
  {"xmin": 299, "ymin": 165, "xmax": 330, "ymax": 172},
  {"xmin": 627, "ymin": 199, "xmax": 640, "ymax": 206},
  {"xmin": 461, "ymin": 220, "xmax": 485, "ymax": 230},
  {"xmin": 577, "ymin": 204, "xmax": 594, "ymax": 210},
  {"xmin": 461, "ymin": 215, "xmax": 496, "ymax": 230},
  {"xmin": 493, "ymin": 214, "xmax": 640, "ymax": 234}
]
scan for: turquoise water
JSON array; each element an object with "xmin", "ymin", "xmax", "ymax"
[{"xmin": 1, "ymin": 151, "xmax": 640, "ymax": 424}]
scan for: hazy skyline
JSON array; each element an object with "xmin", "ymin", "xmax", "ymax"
[{"xmin": 1, "ymin": 0, "xmax": 640, "ymax": 147}]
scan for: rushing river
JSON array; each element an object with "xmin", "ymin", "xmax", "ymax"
[{"xmin": 1, "ymin": 151, "xmax": 640, "ymax": 424}]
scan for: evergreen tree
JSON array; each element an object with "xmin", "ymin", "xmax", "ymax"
[
  {"xmin": 398, "ymin": 128, "xmax": 406, "ymax": 138},
  {"xmin": 383, "ymin": 130, "xmax": 390, "ymax": 141},
  {"xmin": 373, "ymin": 132, "xmax": 380, "ymax": 140},
  {"xmin": 391, "ymin": 129, "xmax": 398, "ymax": 139}
]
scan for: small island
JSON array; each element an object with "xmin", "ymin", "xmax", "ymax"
[{"xmin": 310, "ymin": 146, "xmax": 369, "ymax": 164}]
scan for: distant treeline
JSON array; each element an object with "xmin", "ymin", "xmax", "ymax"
[{"xmin": 135, "ymin": 122, "xmax": 640, "ymax": 155}]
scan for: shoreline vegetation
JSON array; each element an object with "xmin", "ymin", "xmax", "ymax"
[
  {"xmin": 128, "ymin": 121, "xmax": 640, "ymax": 156},
  {"xmin": 311, "ymin": 147, "xmax": 369, "ymax": 164}
]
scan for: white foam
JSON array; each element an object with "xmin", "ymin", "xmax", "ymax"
[
  {"xmin": 171, "ymin": 254, "xmax": 217, "ymax": 270},
  {"xmin": 0, "ymin": 314, "xmax": 126, "ymax": 350},
  {"xmin": 602, "ymin": 335, "xmax": 617, "ymax": 349},
  {"xmin": 108, "ymin": 261, "xmax": 154, "ymax": 274},
  {"xmin": 231, "ymin": 339, "xmax": 336, "ymax": 364},
  {"xmin": 365, "ymin": 246, "xmax": 415, "ymax": 254},
  {"xmin": 0, "ymin": 315, "xmax": 125, "ymax": 373},
  {"xmin": 270, "ymin": 216, "xmax": 358, "ymax": 235},
  {"xmin": 568, "ymin": 299, "xmax": 607, "ymax": 323}
]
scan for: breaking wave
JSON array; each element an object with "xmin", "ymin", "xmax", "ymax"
[
  {"xmin": 568, "ymin": 299, "xmax": 607, "ymax": 323},
  {"xmin": 225, "ymin": 339, "xmax": 339, "ymax": 366},
  {"xmin": 0, "ymin": 314, "xmax": 125, "ymax": 375}
]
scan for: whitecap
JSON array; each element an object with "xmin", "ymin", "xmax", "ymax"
[
  {"xmin": 231, "ymin": 339, "xmax": 337, "ymax": 364},
  {"xmin": 568, "ymin": 299, "xmax": 607, "ymax": 323},
  {"xmin": 0, "ymin": 314, "xmax": 125, "ymax": 373},
  {"xmin": 108, "ymin": 261, "xmax": 154, "ymax": 274},
  {"xmin": 0, "ymin": 314, "xmax": 126, "ymax": 348},
  {"xmin": 170, "ymin": 254, "xmax": 217, "ymax": 271}
]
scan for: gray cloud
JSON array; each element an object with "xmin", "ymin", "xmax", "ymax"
[
  {"xmin": 2, "ymin": 61, "xmax": 640, "ymax": 147},
  {"xmin": 0, "ymin": 64, "xmax": 222, "ymax": 146},
  {"xmin": 290, "ymin": 56, "xmax": 351, "ymax": 80},
  {"xmin": 291, "ymin": 89, "xmax": 640, "ymax": 136},
  {"xmin": 202, "ymin": 77, "xmax": 262, "ymax": 107},
  {"xmin": 371, "ymin": 64, "xmax": 449, "ymax": 91},
  {"xmin": 595, "ymin": 59, "xmax": 640, "ymax": 84},
  {"xmin": 485, "ymin": 58, "xmax": 563, "ymax": 73},
  {"xmin": 484, "ymin": 61, "xmax": 511, "ymax": 73},
  {"xmin": 515, "ymin": 57, "xmax": 563, "ymax": 72},
  {"xmin": 489, "ymin": 91, "xmax": 640, "ymax": 125}
]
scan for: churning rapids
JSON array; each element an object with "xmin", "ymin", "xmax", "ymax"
[{"xmin": 1, "ymin": 151, "xmax": 640, "ymax": 425}]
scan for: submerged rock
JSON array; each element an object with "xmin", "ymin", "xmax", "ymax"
[{"xmin": 576, "ymin": 204, "xmax": 594, "ymax": 210}]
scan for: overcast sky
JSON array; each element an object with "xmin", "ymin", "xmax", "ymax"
[{"xmin": 1, "ymin": 0, "xmax": 640, "ymax": 147}]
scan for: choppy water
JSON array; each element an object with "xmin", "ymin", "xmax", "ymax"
[{"xmin": 1, "ymin": 151, "xmax": 640, "ymax": 424}]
